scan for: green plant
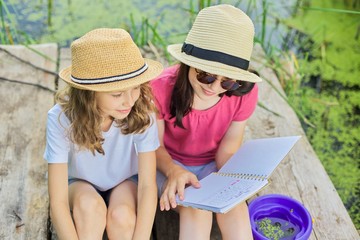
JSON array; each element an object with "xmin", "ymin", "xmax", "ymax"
[
  {"xmin": 256, "ymin": 217, "xmax": 298, "ymax": 240},
  {"xmin": 256, "ymin": 218, "xmax": 285, "ymax": 240},
  {"xmin": 129, "ymin": 13, "xmax": 168, "ymax": 47},
  {"xmin": 0, "ymin": 0, "xmax": 37, "ymax": 45},
  {"xmin": 272, "ymin": 0, "xmax": 360, "ymax": 229},
  {"xmin": 0, "ymin": 0, "xmax": 16, "ymax": 44}
]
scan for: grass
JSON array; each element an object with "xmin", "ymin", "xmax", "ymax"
[
  {"xmin": 0, "ymin": 0, "xmax": 37, "ymax": 45},
  {"xmin": 0, "ymin": 0, "xmax": 16, "ymax": 44}
]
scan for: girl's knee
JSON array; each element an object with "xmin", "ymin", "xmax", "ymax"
[
  {"xmin": 179, "ymin": 208, "xmax": 212, "ymax": 240},
  {"xmin": 179, "ymin": 207, "xmax": 212, "ymax": 221},
  {"xmin": 73, "ymin": 193, "xmax": 107, "ymax": 219},
  {"xmin": 107, "ymin": 204, "xmax": 136, "ymax": 229}
]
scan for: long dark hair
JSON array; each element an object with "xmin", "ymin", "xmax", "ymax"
[
  {"xmin": 170, "ymin": 63, "xmax": 257, "ymax": 128},
  {"xmin": 169, "ymin": 64, "xmax": 193, "ymax": 129}
]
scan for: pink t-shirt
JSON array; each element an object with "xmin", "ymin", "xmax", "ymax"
[{"xmin": 151, "ymin": 65, "xmax": 258, "ymax": 166}]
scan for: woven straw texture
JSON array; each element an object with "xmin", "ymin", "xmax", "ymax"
[
  {"xmin": 59, "ymin": 28, "xmax": 163, "ymax": 92},
  {"xmin": 168, "ymin": 4, "xmax": 262, "ymax": 83}
]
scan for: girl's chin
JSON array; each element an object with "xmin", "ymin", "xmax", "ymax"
[{"xmin": 112, "ymin": 112, "xmax": 130, "ymax": 120}]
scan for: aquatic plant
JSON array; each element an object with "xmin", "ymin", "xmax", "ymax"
[{"xmin": 279, "ymin": 0, "xmax": 360, "ymax": 229}]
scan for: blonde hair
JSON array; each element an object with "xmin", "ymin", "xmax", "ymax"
[{"xmin": 55, "ymin": 83, "xmax": 156, "ymax": 155}]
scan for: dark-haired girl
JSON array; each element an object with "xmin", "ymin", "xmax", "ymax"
[{"xmin": 151, "ymin": 4, "xmax": 262, "ymax": 239}]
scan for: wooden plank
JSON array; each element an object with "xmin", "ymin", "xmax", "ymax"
[
  {"xmin": 58, "ymin": 48, "xmax": 71, "ymax": 91},
  {"xmin": 0, "ymin": 44, "xmax": 57, "ymax": 239}
]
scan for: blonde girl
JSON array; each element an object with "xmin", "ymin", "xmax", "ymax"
[{"xmin": 44, "ymin": 28, "xmax": 163, "ymax": 240}]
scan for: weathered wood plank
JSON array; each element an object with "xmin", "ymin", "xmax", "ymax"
[
  {"xmin": 0, "ymin": 44, "xmax": 57, "ymax": 239},
  {"xmin": 58, "ymin": 48, "xmax": 71, "ymax": 91}
]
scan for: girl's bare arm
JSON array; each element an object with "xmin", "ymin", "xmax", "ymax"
[
  {"xmin": 215, "ymin": 120, "xmax": 247, "ymax": 169},
  {"xmin": 48, "ymin": 163, "xmax": 78, "ymax": 240},
  {"xmin": 132, "ymin": 151, "xmax": 157, "ymax": 239}
]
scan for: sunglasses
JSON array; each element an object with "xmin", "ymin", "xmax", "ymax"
[{"xmin": 195, "ymin": 68, "xmax": 241, "ymax": 91}]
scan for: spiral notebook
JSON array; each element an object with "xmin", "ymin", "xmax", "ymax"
[{"xmin": 176, "ymin": 136, "xmax": 301, "ymax": 213}]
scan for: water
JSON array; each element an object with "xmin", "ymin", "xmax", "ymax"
[{"xmin": 2, "ymin": 0, "xmax": 297, "ymax": 49}]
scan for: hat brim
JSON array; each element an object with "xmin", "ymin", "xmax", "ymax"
[
  {"xmin": 59, "ymin": 58, "xmax": 163, "ymax": 92},
  {"xmin": 167, "ymin": 44, "xmax": 262, "ymax": 83}
]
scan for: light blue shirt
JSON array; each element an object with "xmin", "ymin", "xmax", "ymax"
[{"xmin": 44, "ymin": 104, "xmax": 159, "ymax": 191}]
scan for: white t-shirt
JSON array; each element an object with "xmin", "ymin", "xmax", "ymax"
[{"xmin": 43, "ymin": 104, "xmax": 159, "ymax": 191}]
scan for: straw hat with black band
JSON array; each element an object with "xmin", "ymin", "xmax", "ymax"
[
  {"xmin": 167, "ymin": 4, "xmax": 262, "ymax": 83},
  {"xmin": 59, "ymin": 28, "xmax": 163, "ymax": 92}
]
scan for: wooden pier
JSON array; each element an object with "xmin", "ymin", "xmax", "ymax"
[{"xmin": 0, "ymin": 43, "xmax": 358, "ymax": 240}]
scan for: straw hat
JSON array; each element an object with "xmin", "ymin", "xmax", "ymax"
[
  {"xmin": 59, "ymin": 28, "xmax": 163, "ymax": 92},
  {"xmin": 168, "ymin": 4, "xmax": 262, "ymax": 83}
]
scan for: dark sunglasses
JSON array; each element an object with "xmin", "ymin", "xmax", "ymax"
[{"xmin": 195, "ymin": 68, "xmax": 241, "ymax": 91}]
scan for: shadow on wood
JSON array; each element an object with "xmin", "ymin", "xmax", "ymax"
[{"xmin": 152, "ymin": 207, "xmax": 222, "ymax": 240}]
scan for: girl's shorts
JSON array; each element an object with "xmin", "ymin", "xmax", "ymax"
[{"xmin": 68, "ymin": 175, "xmax": 139, "ymax": 205}]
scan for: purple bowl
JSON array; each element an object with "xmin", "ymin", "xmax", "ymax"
[{"xmin": 249, "ymin": 194, "xmax": 312, "ymax": 240}]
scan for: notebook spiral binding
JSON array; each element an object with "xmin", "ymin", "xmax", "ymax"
[{"xmin": 214, "ymin": 172, "xmax": 267, "ymax": 181}]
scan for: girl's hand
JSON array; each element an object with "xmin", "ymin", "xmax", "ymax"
[{"xmin": 159, "ymin": 165, "xmax": 200, "ymax": 211}]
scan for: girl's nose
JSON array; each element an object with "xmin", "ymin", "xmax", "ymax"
[
  {"xmin": 208, "ymin": 77, "xmax": 223, "ymax": 90},
  {"xmin": 122, "ymin": 92, "xmax": 135, "ymax": 107}
]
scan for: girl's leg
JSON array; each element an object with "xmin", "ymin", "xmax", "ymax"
[
  {"xmin": 174, "ymin": 160, "xmax": 215, "ymax": 240},
  {"xmin": 106, "ymin": 180, "xmax": 137, "ymax": 240},
  {"xmin": 69, "ymin": 181, "xmax": 107, "ymax": 240},
  {"xmin": 216, "ymin": 202, "xmax": 253, "ymax": 240},
  {"xmin": 178, "ymin": 206, "xmax": 212, "ymax": 240}
]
